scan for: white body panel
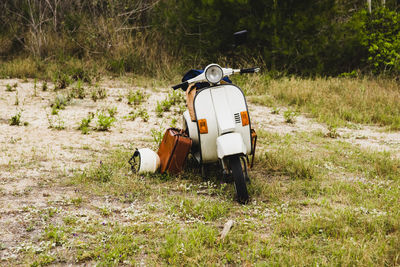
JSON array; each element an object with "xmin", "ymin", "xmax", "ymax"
[
  {"xmin": 193, "ymin": 89, "xmax": 219, "ymax": 163},
  {"xmin": 210, "ymin": 89, "xmax": 235, "ymax": 134},
  {"xmin": 191, "ymin": 84, "xmax": 252, "ymax": 163},
  {"xmin": 216, "ymin": 133, "xmax": 247, "ymax": 159}
]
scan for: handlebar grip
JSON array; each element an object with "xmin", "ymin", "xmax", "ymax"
[
  {"xmin": 172, "ymin": 81, "xmax": 188, "ymax": 90},
  {"xmin": 240, "ymin": 67, "xmax": 260, "ymax": 74}
]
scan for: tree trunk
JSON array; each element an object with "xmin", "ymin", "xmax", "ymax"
[{"xmin": 367, "ymin": 0, "xmax": 372, "ymax": 13}]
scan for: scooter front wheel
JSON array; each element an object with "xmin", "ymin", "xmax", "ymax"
[{"xmin": 228, "ymin": 155, "xmax": 249, "ymax": 204}]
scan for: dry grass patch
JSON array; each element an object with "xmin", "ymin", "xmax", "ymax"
[{"xmin": 235, "ymin": 75, "xmax": 400, "ymax": 129}]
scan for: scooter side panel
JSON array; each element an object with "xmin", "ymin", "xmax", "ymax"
[
  {"xmin": 194, "ymin": 89, "xmax": 219, "ymax": 163},
  {"xmin": 222, "ymin": 85, "xmax": 252, "ymax": 154}
]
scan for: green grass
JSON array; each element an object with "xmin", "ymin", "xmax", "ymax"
[
  {"xmin": 46, "ymin": 127, "xmax": 397, "ymax": 265},
  {"xmin": 6, "ymin": 127, "xmax": 399, "ymax": 266}
]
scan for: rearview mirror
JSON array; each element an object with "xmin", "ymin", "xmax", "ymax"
[{"xmin": 233, "ymin": 30, "xmax": 248, "ymax": 47}]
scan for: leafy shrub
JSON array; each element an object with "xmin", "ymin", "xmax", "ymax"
[{"xmin": 360, "ymin": 8, "xmax": 400, "ymax": 74}]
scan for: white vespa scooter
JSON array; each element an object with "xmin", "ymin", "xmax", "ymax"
[{"xmin": 172, "ymin": 64, "xmax": 259, "ymax": 203}]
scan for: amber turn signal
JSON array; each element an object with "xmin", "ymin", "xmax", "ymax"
[
  {"xmin": 241, "ymin": 111, "xmax": 249, "ymax": 126},
  {"xmin": 198, "ymin": 119, "xmax": 208, "ymax": 134}
]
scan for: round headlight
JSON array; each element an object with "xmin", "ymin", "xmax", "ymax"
[{"xmin": 205, "ymin": 64, "xmax": 223, "ymax": 84}]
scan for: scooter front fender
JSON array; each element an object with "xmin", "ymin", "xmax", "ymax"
[{"xmin": 216, "ymin": 133, "xmax": 247, "ymax": 159}]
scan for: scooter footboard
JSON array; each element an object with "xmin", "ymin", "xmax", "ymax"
[{"xmin": 216, "ymin": 133, "xmax": 247, "ymax": 159}]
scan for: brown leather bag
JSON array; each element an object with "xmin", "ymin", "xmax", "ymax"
[{"xmin": 157, "ymin": 128, "xmax": 192, "ymax": 174}]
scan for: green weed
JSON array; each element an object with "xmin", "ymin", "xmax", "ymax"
[
  {"xmin": 155, "ymin": 99, "xmax": 172, "ymax": 117},
  {"xmin": 9, "ymin": 111, "xmax": 22, "ymax": 126},
  {"xmin": 43, "ymin": 224, "xmax": 65, "ymax": 246},
  {"xmin": 107, "ymin": 106, "xmax": 117, "ymax": 118},
  {"xmin": 51, "ymin": 95, "xmax": 68, "ymax": 110},
  {"xmin": 78, "ymin": 113, "xmax": 95, "ymax": 134},
  {"xmin": 47, "ymin": 114, "xmax": 65, "ymax": 130},
  {"xmin": 5, "ymin": 84, "xmax": 15, "ymax": 92},
  {"xmin": 33, "ymin": 78, "xmax": 37, "ymax": 96},
  {"xmin": 284, "ymin": 109, "xmax": 298, "ymax": 123},
  {"xmin": 30, "ymin": 254, "xmax": 56, "ymax": 266},
  {"xmin": 91, "ymin": 85, "xmax": 107, "ymax": 102},
  {"xmin": 127, "ymin": 90, "xmax": 147, "ymax": 105},
  {"xmin": 151, "ymin": 127, "xmax": 164, "ymax": 145},
  {"xmin": 14, "ymin": 90, "xmax": 19, "ymax": 106},
  {"xmin": 168, "ymin": 90, "xmax": 185, "ymax": 105},
  {"xmin": 96, "ymin": 112, "xmax": 116, "ymax": 131},
  {"xmin": 155, "ymin": 91, "xmax": 184, "ymax": 117},
  {"xmin": 170, "ymin": 117, "xmax": 178, "ymax": 128},
  {"xmin": 325, "ymin": 124, "xmax": 340, "ymax": 138},
  {"xmin": 69, "ymin": 79, "xmax": 85, "ymax": 99},
  {"xmin": 271, "ymin": 106, "xmax": 280, "ymax": 114},
  {"xmin": 79, "ymin": 161, "xmax": 114, "ymax": 183},
  {"xmin": 53, "ymin": 72, "xmax": 71, "ymax": 90},
  {"xmin": 70, "ymin": 197, "xmax": 83, "ymax": 207},
  {"xmin": 140, "ymin": 109, "xmax": 149, "ymax": 122},
  {"xmin": 42, "ymin": 80, "xmax": 48, "ymax": 91}
]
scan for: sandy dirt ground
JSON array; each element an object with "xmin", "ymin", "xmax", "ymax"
[{"xmin": 0, "ymin": 78, "xmax": 399, "ymax": 262}]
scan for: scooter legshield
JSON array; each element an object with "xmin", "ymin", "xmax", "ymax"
[{"xmin": 216, "ymin": 133, "xmax": 247, "ymax": 159}]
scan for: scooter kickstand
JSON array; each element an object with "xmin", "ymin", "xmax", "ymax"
[{"xmin": 201, "ymin": 166, "xmax": 206, "ymax": 179}]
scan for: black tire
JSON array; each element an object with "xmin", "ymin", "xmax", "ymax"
[{"xmin": 229, "ymin": 156, "xmax": 249, "ymax": 204}]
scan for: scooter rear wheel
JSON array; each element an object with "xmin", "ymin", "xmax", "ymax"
[{"xmin": 229, "ymin": 156, "xmax": 249, "ymax": 204}]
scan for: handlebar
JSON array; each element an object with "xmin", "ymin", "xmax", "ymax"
[
  {"xmin": 240, "ymin": 67, "xmax": 260, "ymax": 74},
  {"xmin": 172, "ymin": 81, "xmax": 188, "ymax": 90},
  {"xmin": 171, "ymin": 66, "xmax": 260, "ymax": 90}
]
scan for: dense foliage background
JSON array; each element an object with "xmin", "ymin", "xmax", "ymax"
[{"xmin": 0, "ymin": 0, "xmax": 399, "ymax": 77}]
